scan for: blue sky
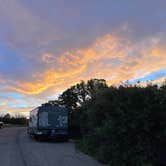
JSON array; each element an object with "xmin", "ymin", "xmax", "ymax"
[
  {"xmin": 0, "ymin": 0, "xmax": 166, "ymax": 114},
  {"xmin": 128, "ymin": 68, "xmax": 166, "ymax": 84}
]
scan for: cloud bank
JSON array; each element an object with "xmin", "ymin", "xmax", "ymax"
[{"xmin": 0, "ymin": 0, "xmax": 165, "ymax": 114}]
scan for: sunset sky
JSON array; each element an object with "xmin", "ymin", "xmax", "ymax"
[{"xmin": 0, "ymin": 0, "xmax": 166, "ymax": 115}]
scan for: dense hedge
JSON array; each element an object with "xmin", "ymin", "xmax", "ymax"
[
  {"xmin": 76, "ymin": 85, "xmax": 166, "ymax": 166},
  {"xmin": 49, "ymin": 79, "xmax": 166, "ymax": 165}
]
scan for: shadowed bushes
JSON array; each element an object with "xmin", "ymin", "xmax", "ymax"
[
  {"xmin": 51, "ymin": 79, "xmax": 166, "ymax": 165},
  {"xmin": 76, "ymin": 85, "xmax": 166, "ymax": 166}
]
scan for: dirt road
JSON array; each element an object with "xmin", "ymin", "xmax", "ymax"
[{"xmin": 0, "ymin": 127, "xmax": 105, "ymax": 166}]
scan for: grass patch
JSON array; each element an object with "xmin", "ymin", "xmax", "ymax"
[{"xmin": 4, "ymin": 124, "xmax": 28, "ymax": 128}]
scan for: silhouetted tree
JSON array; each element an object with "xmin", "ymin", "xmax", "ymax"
[{"xmin": 58, "ymin": 78, "xmax": 108, "ymax": 110}]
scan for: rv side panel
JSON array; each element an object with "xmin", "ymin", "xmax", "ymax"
[{"xmin": 29, "ymin": 108, "xmax": 39, "ymax": 128}]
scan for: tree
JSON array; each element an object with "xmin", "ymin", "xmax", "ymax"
[
  {"xmin": 57, "ymin": 79, "xmax": 108, "ymax": 138},
  {"xmin": 58, "ymin": 79, "xmax": 108, "ymax": 110},
  {"xmin": 58, "ymin": 85, "xmax": 79, "ymax": 110},
  {"xmin": 87, "ymin": 79, "xmax": 108, "ymax": 97},
  {"xmin": 3, "ymin": 113, "xmax": 11, "ymax": 123}
]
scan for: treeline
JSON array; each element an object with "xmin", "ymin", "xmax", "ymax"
[
  {"xmin": 48, "ymin": 79, "xmax": 166, "ymax": 166},
  {"xmin": 0, "ymin": 113, "xmax": 28, "ymax": 125}
]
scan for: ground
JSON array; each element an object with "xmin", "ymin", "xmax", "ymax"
[{"xmin": 0, "ymin": 127, "xmax": 106, "ymax": 166}]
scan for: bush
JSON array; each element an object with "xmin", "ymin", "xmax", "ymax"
[{"xmin": 78, "ymin": 85, "xmax": 166, "ymax": 166}]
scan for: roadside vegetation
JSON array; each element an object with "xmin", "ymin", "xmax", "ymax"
[
  {"xmin": 48, "ymin": 78, "xmax": 166, "ymax": 166},
  {"xmin": 2, "ymin": 78, "xmax": 166, "ymax": 165},
  {"xmin": 0, "ymin": 113, "xmax": 28, "ymax": 127},
  {"xmin": 3, "ymin": 78, "xmax": 164, "ymax": 165}
]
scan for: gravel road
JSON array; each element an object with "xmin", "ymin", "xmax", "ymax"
[{"xmin": 0, "ymin": 127, "xmax": 106, "ymax": 166}]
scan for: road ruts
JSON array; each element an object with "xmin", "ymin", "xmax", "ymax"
[{"xmin": 15, "ymin": 129, "xmax": 28, "ymax": 166}]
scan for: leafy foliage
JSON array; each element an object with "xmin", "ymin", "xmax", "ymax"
[
  {"xmin": 78, "ymin": 84, "xmax": 166, "ymax": 166},
  {"xmin": 50, "ymin": 78, "xmax": 166, "ymax": 165},
  {"xmin": 58, "ymin": 79, "xmax": 107, "ymax": 111},
  {"xmin": 58, "ymin": 79, "xmax": 108, "ymax": 138}
]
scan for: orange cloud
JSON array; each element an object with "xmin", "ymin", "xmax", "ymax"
[
  {"xmin": 151, "ymin": 48, "xmax": 165, "ymax": 57},
  {"xmin": 9, "ymin": 63, "xmax": 86, "ymax": 95},
  {"xmin": 4, "ymin": 34, "xmax": 166, "ymax": 95}
]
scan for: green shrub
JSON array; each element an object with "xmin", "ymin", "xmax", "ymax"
[{"xmin": 77, "ymin": 85, "xmax": 166, "ymax": 166}]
